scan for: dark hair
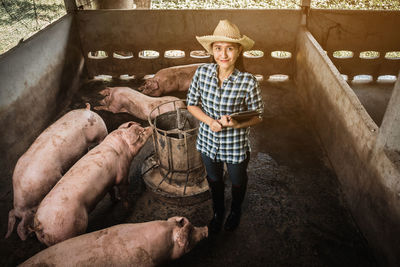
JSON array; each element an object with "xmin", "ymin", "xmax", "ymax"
[{"xmin": 235, "ymin": 53, "xmax": 245, "ymax": 72}]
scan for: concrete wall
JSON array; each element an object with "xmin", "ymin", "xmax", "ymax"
[
  {"xmin": 378, "ymin": 73, "xmax": 400, "ymax": 152},
  {"xmin": 0, "ymin": 14, "xmax": 84, "ymax": 193},
  {"xmin": 295, "ymin": 27, "xmax": 400, "ymax": 266},
  {"xmin": 308, "ymin": 10, "xmax": 400, "ymax": 80},
  {"xmin": 76, "ymin": 10, "xmax": 301, "ymax": 78}
]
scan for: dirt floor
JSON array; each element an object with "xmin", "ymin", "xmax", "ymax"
[{"xmin": 0, "ymin": 78, "xmax": 378, "ymax": 266}]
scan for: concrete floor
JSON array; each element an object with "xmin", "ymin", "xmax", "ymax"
[{"xmin": 0, "ymin": 78, "xmax": 377, "ymax": 266}]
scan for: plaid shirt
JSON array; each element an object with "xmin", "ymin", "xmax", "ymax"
[{"xmin": 187, "ymin": 63, "xmax": 264, "ymax": 164}]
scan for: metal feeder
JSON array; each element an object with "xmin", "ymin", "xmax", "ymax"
[{"xmin": 142, "ymin": 99, "xmax": 209, "ymax": 205}]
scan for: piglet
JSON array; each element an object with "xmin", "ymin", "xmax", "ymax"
[
  {"xmin": 138, "ymin": 63, "xmax": 202, "ymax": 96},
  {"xmin": 21, "ymin": 217, "xmax": 207, "ymax": 266},
  {"xmin": 5, "ymin": 104, "xmax": 107, "ymax": 241},
  {"xmin": 34, "ymin": 121, "xmax": 152, "ymax": 246},
  {"xmin": 94, "ymin": 87, "xmax": 185, "ymax": 120}
]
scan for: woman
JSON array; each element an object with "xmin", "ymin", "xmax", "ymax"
[{"xmin": 187, "ymin": 20, "xmax": 264, "ymax": 233}]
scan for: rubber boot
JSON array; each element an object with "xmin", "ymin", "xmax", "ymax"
[
  {"xmin": 224, "ymin": 179, "xmax": 247, "ymax": 231},
  {"xmin": 208, "ymin": 179, "xmax": 225, "ymax": 234}
]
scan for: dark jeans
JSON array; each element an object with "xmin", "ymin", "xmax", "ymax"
[{"xmin": 201, "ymin": 152, "xmax": 250, "ymax": 187}]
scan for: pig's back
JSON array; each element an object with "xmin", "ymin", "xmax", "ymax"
[
  {"xmin": 19, "ymin": 108, "xmax": 106, "ymax": 167},
  {"xmin": 13, "ymin": 108, "xmax": 107, "ymax": 207},
  {"xmin": 22, "ymin": 223, "xmax": 164, "ymax": 267}
]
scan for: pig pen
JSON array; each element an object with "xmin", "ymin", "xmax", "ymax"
[{"xmin": 0, "ymin": 7, "xmax": 400, "ymax": 266}]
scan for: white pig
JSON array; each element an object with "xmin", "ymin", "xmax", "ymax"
[
  {"xmin": 6, "ymin": 104, "xmax": 107, "ymax": 241},
  {"xmin": 94, "ymin": 87, "xmax": 185, "ymax": 120},
  {"xmin": 138, "ymin": 63, "xmax": 202, "ymax": 97},
  {"xmin": 34, "ymin": 122, "xmax": 152, "ymax": 246},
  {"xmin": 21, "ymin": 217, "xmax": 208, "ymax": 266}
]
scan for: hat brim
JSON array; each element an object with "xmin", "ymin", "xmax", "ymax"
[{"xmin": 196, "ymin": 35, "xmax": 255, "ymax": 55}]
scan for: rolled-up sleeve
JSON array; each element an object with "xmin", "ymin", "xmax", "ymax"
[
  {"xmin": 245, "ymin": 77, "xmax": 264, "ymax": 115},
  {"xmin": 186, "ymin": 68, "xmax": 201, "ymax": 106}
]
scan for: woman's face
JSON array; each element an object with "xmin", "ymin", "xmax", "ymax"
[{"xmin": 212, "ymin": 42, "xmax": 242, "ymax": 70}]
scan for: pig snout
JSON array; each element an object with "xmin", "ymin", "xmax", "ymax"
[
  {"xmin": 171, "ymin": 217, "xmax": 208, "ymax": 259},
  {"xmin": 191, "ymin": 225, "xmax": 208, "ymax": 246},
  {"xmin": 98, "ymin": 88, "xmax": 111, "ymax": 96},
  {"xmin": 138, "ymin": 83, "xmax": 145, "ymax": 92},
  {"xmin": 140, "ymin": 79, "xmax": 160, "ymax": 97}
]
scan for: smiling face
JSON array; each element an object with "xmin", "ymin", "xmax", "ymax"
[{"xmin": 212, "ymin": 41, "xmax": 243, "ymax": 71}]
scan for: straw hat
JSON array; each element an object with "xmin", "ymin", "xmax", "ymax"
[{"xmin": 196, "ymin": 20, "xmax": 255, "ymax": 55}]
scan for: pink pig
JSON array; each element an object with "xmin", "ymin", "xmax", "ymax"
[
  {"xmin": 94, "ymin": 87, "xmax": 185, "ymax": 120},
  {"xmin": 138, "ymin": 63, "xmax": 202, "ymax": 97},
  {"xmin": 34, "ymin": 122, "xmax": 152, "ymax": 246},
  {"xmin": 5, "ymin": 104, "xmax": 107, "ymax": 241},
  {"xmin": 22, "ymin": 217, "xmax": 208, "ymax": 266}
]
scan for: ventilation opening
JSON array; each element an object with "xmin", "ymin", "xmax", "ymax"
[
  {"xmin": 93, "ymin": 74, "xmax": 112, "ymax": 81},
  {"xmin": 119, "ymin": 74, "xmax": 135, "ymax": 81},
  {"xmin": 254, "ymin": 74, "xmax": 264, "ymax": 82},
  {"xmin": 385, "ymin": 51, "xmax": 400, "ymax": 60},
  {"xmin": 360, "ymin": 51, "xmax": 380, "ymax": 59},
  {"xmin": 113, "ymin": 51, "xmax": 134, "ymax": 59},
  {"xmin": 271, "ymin": 51, "xmax": 292, "ymax": 59},
  {"xmin": 243, "ymin": 50, "xmax": 264, "ymax": 58},
  {"xmin": 139, "ymin": 50, "xmax": 160, "ymax": 59},
  {"xmin": 190, "ymin": 50, "xmax": 210, "ymax": 58},
  {"xmin": 333, "ymin": 50, "xmax": 354, "ymax": 59},
  {"xmin": 377, "ymin": 75, "xmax": 397, "ymax": 83},
  {"xmin": 268, "ymin": 74, "xmax": 289, "ymax": 82},
  {"xmin": 352, "ymin": 75, "xmax": 373, "ymax": 84},
  {"xmin": 164, "ymin": 50, "xmax": 185, "ymax": 58},
  {"xmin": 88, "ymin": 51, "xmax": 108, "ymax": 59}
]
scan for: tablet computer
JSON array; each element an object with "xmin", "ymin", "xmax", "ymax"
[{"xmin": 229, "ymin": 109, "xmax": 263, "ymax": 121}]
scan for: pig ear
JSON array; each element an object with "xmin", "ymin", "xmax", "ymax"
[
  {"xmin": 174, "ymin": 223, "xmax": 191, "ymax": 249},
  {"xmin": 118, "ymin": 121, "xmax": 139, "ymax": 129},
  {"xmin": 167, "ymin": 217, "xmax": 186, "ymax": 227},
  {"xmin": 177, "ymin": 217, "xmax": 185, "ymax": 226}
]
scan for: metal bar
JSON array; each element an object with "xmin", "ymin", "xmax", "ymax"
[
  {"xmin": 183, "ymin": 132, "xmax": 190, "ymax": 195},
  {"xmin": 152, "ymin": 115, "xmax": 159, "ymax": 163},
  {"xmin": 142, "ymin": 162, "xmax": 158, "ymax": 177},
  {"xmin": 156, "ymin": 170, "xmax": 170, "ymax": 191},
  {"xmin": 176, "ymin": 107, "xmax": 183, "ymax": 139},
  {"xmin": 166, "ymin": 131, "xmax": 174, "ymax": 185},
  {"xmin": 157, "ymin": 164, "xmax": 203, "ymax": 174}
]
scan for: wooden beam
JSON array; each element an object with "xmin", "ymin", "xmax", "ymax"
[{"xmin": 64, "ymin": 0, "xmax": 77, "ymax": 13}]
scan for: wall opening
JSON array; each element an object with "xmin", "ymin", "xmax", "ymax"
[{"xmin": 139, "ymin": 50, "xmax": 160, "ymax": 59}]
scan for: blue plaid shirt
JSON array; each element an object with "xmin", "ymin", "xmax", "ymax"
[{"xmin": 187, "ymin": 63, "xmax": 264, "ymax": 164}]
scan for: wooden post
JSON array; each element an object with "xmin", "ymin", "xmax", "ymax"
[
  {"xmin": 63, "ymin": 0, "xmax": 77, "ymax": 13},
  {"xmin": 301, "ymin": 0, "xmax": 311, "ymax": 26},
  {"xmin": 301, "ymin": 0, "xmax": 311, "ymax": 7},
  {"xmin": 134, "ymin": 0, "xmax": 151, "ymax": 9}
]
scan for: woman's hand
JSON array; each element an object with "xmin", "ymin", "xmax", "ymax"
[
  {"xmin": 209, "ymin": 119, "xmax": 223, "ymax": 132},
  {"xmin": 187, "ymin": 105, "xmax": 224, "ymax": 132},
  {"xmin": 219, "ymin": 114, "xmax": 262, "ymax": 129},
  {"xmin": 219, "ymin": 115, "xmax": 238, "ymax": 128}
]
